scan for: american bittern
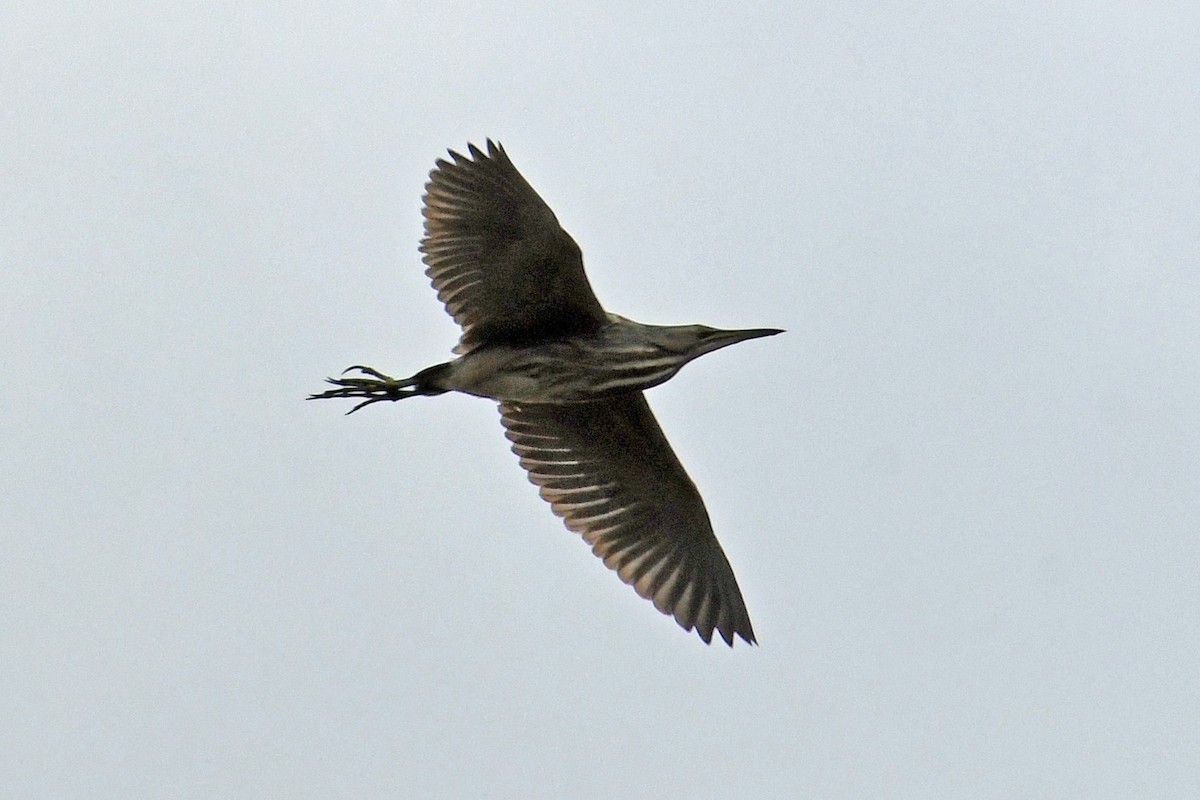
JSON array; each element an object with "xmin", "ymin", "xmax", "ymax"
[{"xmin": 312, "ymin": 141, "xmax": 780, "ymax": 645}]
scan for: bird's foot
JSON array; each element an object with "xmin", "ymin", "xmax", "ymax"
[{"xmin": 308, "ymin": 365, "xmax": 420, "ymax": 414}]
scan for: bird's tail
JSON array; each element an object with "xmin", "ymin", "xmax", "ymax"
[{"xmin": 405, "ymin": 362, "xmax": 452, "ymax": 396}]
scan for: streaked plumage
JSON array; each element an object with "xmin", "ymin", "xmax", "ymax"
[{"xmin": 311, "ymin": 141, "xmax": 780, "ymax": 646}]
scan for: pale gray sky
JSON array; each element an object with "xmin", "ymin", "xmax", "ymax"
[{"xmin": 3, "ymin": 2, "xmax": 1198, "ymax": 797}]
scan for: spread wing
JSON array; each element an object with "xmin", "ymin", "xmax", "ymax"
[
  {"xmin": 500, "ymin": 394, "xmax": 756, "ymax": 646},
  {"xmin": 420, "ymin": 141, "xmax": 609, "ymax": 354}
]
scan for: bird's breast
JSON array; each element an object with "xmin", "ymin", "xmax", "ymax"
[{"xmin": 443, "ymin": 340, "xmax": 685, "ymax": 403}]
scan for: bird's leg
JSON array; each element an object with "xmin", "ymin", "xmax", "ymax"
[
  {"xmin": 308, "ymin": 365, "xmax": 425, "ymax": 414},
  {"xmin": 341, "ymin": 364, "xmax": 394, "ymax": 381}
]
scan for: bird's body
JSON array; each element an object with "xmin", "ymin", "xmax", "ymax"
[
  {"xmin": 312, "ymin": 141, "xmax": 780, "ymax": 646},
  {"xmin": 408, "ymin": 313, "xmax": 774, "ymax": 404}
]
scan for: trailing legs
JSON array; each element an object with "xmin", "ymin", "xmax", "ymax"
[{"xmin": 308, "ymin": 363, "xmax": 449, "ymax": 414}]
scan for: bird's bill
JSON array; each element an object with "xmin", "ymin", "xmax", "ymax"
[{"xmin": 698, "ymin": 326, "xmax": 784, "ymax": 356}]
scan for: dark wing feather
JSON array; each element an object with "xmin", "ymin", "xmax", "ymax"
[
  {"xmin": 420, "ymin": 141, "xmax": 609, "ymax": 354},
  {"xmin": 500, "ymin": 394, "xmax": 756, "ymax": 646}
]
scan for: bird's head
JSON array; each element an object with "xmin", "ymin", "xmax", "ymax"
[{"xmin": 658, "ymin": 323, "xmax": 784, "ymax": 362}]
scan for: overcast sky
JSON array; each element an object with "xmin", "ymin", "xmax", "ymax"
[{"xmin": 3, "ymin": 2, "xmax": 1198, "ymax": 798}]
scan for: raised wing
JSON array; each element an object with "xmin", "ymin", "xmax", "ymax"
[
  {"xmin": 420, "ymin": 141, "xmax": 609, "ymax": 354},
  {"xmin": 500, "ymin": 394, "xmax": 756, "ymax": 646}
]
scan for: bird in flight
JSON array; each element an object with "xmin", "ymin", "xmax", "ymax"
[{"xmin": 311, "ymin": 141, "xmax": 780, "ymax": 646}]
